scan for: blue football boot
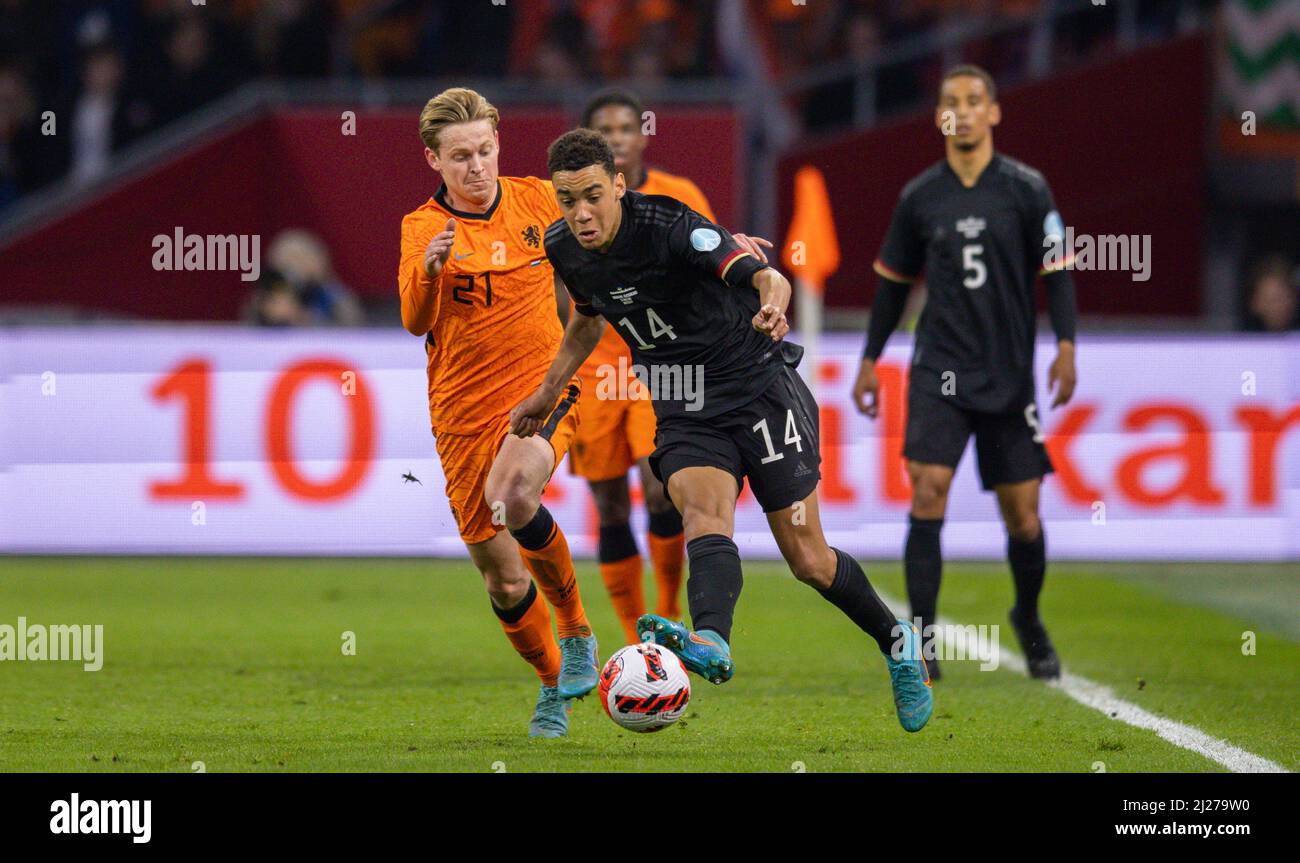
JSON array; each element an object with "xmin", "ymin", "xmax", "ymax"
[
  {"xmin": 528, "ymin": 684, "xmax": 570, "ymax": 738},
  {"xmin": 884, "ymin": 618, "xmax": 933, "ymax": 732},
  {"xmin": 557, "ymin": 634, "xmax": 599, "ymax": 699},
  {"xmin": 636, "ymin": 614, "xmax": 734, "ymax": 684}
]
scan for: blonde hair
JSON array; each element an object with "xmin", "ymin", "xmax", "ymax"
[{"xmin": 419, "ymin": 87, "xmax": 500, "ymax": 153}]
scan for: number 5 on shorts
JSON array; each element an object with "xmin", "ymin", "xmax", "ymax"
[{"xmin": 1024, "ymin": 403, "xmax": 1045, "ymax": 443}]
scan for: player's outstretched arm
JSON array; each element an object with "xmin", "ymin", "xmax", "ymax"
[
  {"xmin": 510, "ymin": 308, "xmax": 605, "ymax": 437},
  {"xmin": 750, "ymin": 267, "xmax": 791, "ymax": 341}
]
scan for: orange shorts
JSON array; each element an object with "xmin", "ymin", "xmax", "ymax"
[
  {"xmin": 436, "ymin": 382, "xmax": 581, "ymax": 544},
  {"xmin": 569, "ymin": 375, "xmax": 657, "ymax": 482}
]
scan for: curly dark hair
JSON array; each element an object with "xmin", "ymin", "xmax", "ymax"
[{"xmin": 546, "ymin": 128, "xmax": 616, "ymax": 177}]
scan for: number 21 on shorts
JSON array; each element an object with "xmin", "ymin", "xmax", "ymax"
[{"xmin": 753, "ymin": 410, "xmax": 804, "ymax": 464}]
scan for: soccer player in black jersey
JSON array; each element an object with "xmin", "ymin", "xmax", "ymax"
[
  {"xmin": 511, "ymin": 128, "xmax": 934, "ymax": 732},
  {"xmin": 852, "ymin": 65, "xmax": 1079, "ymax": 680}
]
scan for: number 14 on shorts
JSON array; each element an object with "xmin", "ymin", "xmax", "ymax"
[{"xmin": 753, "ymin": 409, "xmax": 804, "ymax": 464}]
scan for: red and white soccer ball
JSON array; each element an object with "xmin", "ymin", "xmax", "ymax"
[{"xmin": 597, "ymin": 642, "xmax": 691, "ymax": 733}]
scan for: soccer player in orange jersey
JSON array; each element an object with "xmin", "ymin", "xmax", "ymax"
[
  {"xmin": 572, "ymin": 88, "xmax": 765, "ymax": 645},
  {"xmin": 397, "ymin": 88, "xmax": 599, "ymax": 738}
]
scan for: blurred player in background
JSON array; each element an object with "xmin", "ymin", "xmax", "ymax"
[
  {"xmin": 852, "ymin": 65, "xmax": 1079, "ymax": 680},
  {"xmin": 398, "ymin": 87, "xmax": 598, "ymax": 738},
  {"xmin": 572, "ymin": 88, "xmax": 724, "ymax": 645}
]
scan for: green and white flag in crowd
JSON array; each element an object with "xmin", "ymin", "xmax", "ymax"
[{"xmin": 1221, "ymin": 0, "xmax": 1299, "ymax": 127}]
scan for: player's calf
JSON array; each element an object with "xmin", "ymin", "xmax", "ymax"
[
  {"xmin": 682, "ymin": 534, "xmax": 743, "ymax": 647},
  {"xmin": 797, "ymin": 540, "xmax": 935, "ymax": 731},
  {"xmin": 646, "ymin": 504, "xmax": 685, "ymax": 620}
]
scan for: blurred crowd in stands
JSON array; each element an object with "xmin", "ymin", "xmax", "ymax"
[
  {"xmin": 0, "ymin": 0, "xmax": 1214, "ymax": 209},
  {"xmin": 0, "ymin": 0, "xmax": 333, "ymax": 209},
  {"xmin": 0, "ymin": 0, "xmax": 1287, "ymax": 330}
]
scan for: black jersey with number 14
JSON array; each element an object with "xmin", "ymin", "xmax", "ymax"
[
  {"xmin": 875, "ymin": 153, "xmax": 1068, "ymax": 413},
  {"xmin": 545, "ymin": 190, "xmax": 803, "ymax": 421}
]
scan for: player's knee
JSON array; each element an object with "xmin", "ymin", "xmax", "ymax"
[
  {"xmin": 910, "ymin": 476, "xmax": 951, "ymax": 518},
  {"xmin": 480, "ymin": 567, "xmax": 530, "ymax": 609},
  {"xmin": 787, "ymin": 545, "xmax": 835, "ymax": 589},
  {"xmin": 485, "ymin": 473, "xmax": 541, "ymax": 530},
  {"xmin": 642, "ymin": 480, "xmax": 672, "ymax": 515},
  {"xmin": 1004, "ymin": 509, "xmax": 1041, "ymax": 542},
  {"xmin": 589, "ymin": 483, "xmax": 631, "ymax": 526}
]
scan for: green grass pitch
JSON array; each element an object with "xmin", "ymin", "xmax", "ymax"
[{"xmin": 1, "ymin": 556, "xmax": 1295, "ymax": 772}]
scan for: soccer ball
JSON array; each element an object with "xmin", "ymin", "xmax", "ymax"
[{"xmin": 597, "ymin": 642, "xmax": 691, "ymax": 733}]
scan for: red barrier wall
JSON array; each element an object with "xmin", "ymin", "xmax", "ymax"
[
  {"xmin": 777, "ymin": 36, "xmax": 1209, "ymax": 317},
  {"xmin": 0, "ymin": 106, "xmax": 741, "ymax": 321}
]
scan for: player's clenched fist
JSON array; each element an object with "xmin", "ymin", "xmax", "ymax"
[
  {"xmin": 752, "ymin": 303, "xmax": 789, "ymax": 341},
  {"xmin": 424, "ymin": 218, "xmax": 457, "ymax": 278}
]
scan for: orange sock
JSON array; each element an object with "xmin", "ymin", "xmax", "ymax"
[
  {"xmin": 600, "ymin": 555, "xmax": 646, "ymax": 644},
  {"xmin": 648, "ymin": 530, "xmax": 685, "ymax": 619},
  {"xmin": 514, "ymin": 507, "xmax": 591, "ymax": 639},
  {"xmin": 494, "ymin": 582, "xmax": 561, "ymax": 686}
]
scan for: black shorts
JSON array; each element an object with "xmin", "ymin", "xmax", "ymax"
[
  {"xmin": 903, "ymin": 386, "xmax": 1053, "ymax": 491},
  {"xmin": 650, "ymin": 366, "xmax": 821, "ymax": 513}
]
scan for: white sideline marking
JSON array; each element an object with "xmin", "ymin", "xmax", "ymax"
[{"xmin": 886, "ymin": 596, "xmax": 1290, "ymax": 773}]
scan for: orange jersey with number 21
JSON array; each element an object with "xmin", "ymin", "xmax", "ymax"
[{"xmin": 399, "ymin": 176, "xmax": 563, "ymax": 436}]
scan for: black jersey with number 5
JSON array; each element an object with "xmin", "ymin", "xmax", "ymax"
[
  {"xmin": 874, "ymin": 154, "xmax": 1067, "ymax": 413},
  {"xmin": 546, "ymin": 190, "xmax": 802, "ymax": 421}
]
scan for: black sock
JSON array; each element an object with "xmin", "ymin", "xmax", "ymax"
[
  {"xmin": 491, "ymin": 580, "xmax": 538, "ymax": 623},
  {"xmin": 905, "ymin": 515, "xmax": 944, "ymax": 651},
  {"xmin": 817, "ymin": 548, "xmax": 898, "ymax": 653},
  {"xmin": 597, "ymin": 522, "xmax": 639, "ymax": 562},
  {"xmin": 647, "ymin": 506, "xmax": 683, "ymax": 537},
  {"xmin": 685, "ymin": 534, "xmax": 743, "ymax": 643},
  {"xmin": 509, "ymin": 505, "xmax": 555, "ymax": 551},
  {"xmin": 1008, "ymin": 528, "xmax": 1046, "ymax": 622}
]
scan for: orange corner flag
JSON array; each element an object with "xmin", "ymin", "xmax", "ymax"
[{"xmin": 782, "ymin": 165, "xmax": 840, "ymax": 293}]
